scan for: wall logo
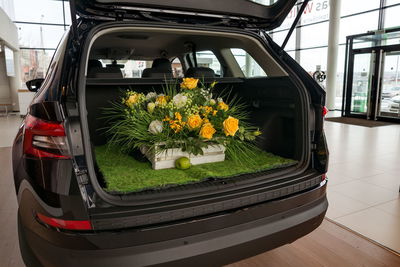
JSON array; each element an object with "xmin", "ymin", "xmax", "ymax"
[{"xmin": 281, "ymin": 0, "xmax": 329, "ymax": 29}]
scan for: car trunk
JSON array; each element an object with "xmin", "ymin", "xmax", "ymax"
[
  {"xmin": 68, "ymin": 23, "xmax": 323, "ymax": 230},
  {"xmin": 85, "ymin": 75, "xmax": 305, "ymax": 193}
]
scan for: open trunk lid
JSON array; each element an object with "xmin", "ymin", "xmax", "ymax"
[{"xmin": 72, "ymin": 0, "xmax": 297, "ymax": 30}]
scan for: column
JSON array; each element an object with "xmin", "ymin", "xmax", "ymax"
[
  {"xmin": 9, "ymin": 50, "xmax": 21, "ymax": 111},
  {"xmin": 325, "ymin": 0, "xmax": 342, "ymax": 110}
]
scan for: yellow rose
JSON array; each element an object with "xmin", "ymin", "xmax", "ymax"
[
  {"xmin": 199, "ymin": 123, "xmax": 216, "ymax": 140},
  {"xmin": 223, "ymin": 116, "xmax": 239, "ymax": 136},
  {"xmin": 125, "ymin": 94, "xmax": 139, "ymax": 106},
  {"xmin": 180, "ymin": 77, "xmax": 199, "ymax": 90},
  {"xmin": 217, "ymin": 101, "xmax": 229, "ymax": 111},
  {"xmin": 187, "ymin": 114, "xmax": 202, "ymax": 130}
]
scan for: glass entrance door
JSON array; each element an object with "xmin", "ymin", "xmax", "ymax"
[
  {"xmin": 378, "ymin": 51, "xmax": 400, "ymax": 118},
  {"xmin": 343, "ymin": 28, "xmax": 400, "ymax": 122},
  {"xmin": 344, "ymin": 52, "xmax": 376, "ymax": 117},
  {"xmin": 351, "ymin": 53, "xmax": 375, "ymax": 115}
]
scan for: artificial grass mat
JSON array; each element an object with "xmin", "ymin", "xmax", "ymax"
[{"xmin": 95, "ymin": 145, "xmax": 297, "ymax": 193}]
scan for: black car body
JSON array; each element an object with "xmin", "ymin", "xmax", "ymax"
[{"xmin": 13, "ymin": 1, "xmax": 329, "ymax": 266}]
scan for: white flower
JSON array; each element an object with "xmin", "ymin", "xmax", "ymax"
[
  {"xmin": 217, "ymin": 97, "xmax": 223, "ymax": 103},
  {"xmin": 209, "ymin": 99, "xmax": 216, "ymax": 105},
  {"xmin": 172, "ymin": 93, "xmax": 188, "ymax": 108},
  {"xmin": 148, "ymin": 120, "xmax": 163, "ymax": 134},
  {"xmin": 146, "ymin": 92, "xmax": 157, "ymax": 100}
]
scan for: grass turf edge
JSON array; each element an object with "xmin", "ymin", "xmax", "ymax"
[{"xmin": 95, "ymin": 145, "xmax": 297, "ymax": 193}]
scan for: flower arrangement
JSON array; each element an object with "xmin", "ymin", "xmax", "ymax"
[{"xmin": 105, "ymin": 78, "xmax": 262, "ymax": 168}]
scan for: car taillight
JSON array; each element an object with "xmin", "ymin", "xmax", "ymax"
[
  {"xmin": 23, "ymin": 114, "xmax": 70, "ymax": 159},
  {"xmin": 37, "ymin": 213, "xmax": 92, "ymax": 230},
  {"xmin": 322, "ymin": 173, "xmax": 327, "ymax": 181},
  {"xmin": 322, "ymin": 106, "xmax": 329, "ymax": 117}
]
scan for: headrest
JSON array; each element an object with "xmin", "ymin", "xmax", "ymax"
[
  {"xmin": 141, "ymin": 69, "xmax": 173, "ymax": 78},
  {"xmin": 185, "ymin": 67, "xmax": 215, "ymax": 78},
  {"xmin": 142, "ymin": 58, "xmax": 173, "ymax": 78},
  {"xmin": 106, "ymin": 63, "xmax": 125, "ymax": 69},
  {"xmin": 87, "ymin": 66, "xmax": 123, "ymax": 78},
  {"xmin": 151, "ymin": 58, "xmax": 172, "ymax": 71},
  {"xmin": 88, "ymin": 59, "xmax": 102, "ymax": 69}
]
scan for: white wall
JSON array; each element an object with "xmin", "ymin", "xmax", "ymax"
[
  {"xmin": 0, "ymin": 7, "xmax": 18, "ymax": 50},
  {"xmin": 0, "ymin": 6, "xmax": 21, "ymax": 111}
]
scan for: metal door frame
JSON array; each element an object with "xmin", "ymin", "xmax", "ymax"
[{"xmin": 342, "ymin": 31, "xmax": 400, "ymax": 122}]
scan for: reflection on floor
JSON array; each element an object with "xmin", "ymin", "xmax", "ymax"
[
  {"xmin": 227, "ymin": 219, "xmax": 400, "ymax": 267},
  {"xmin": 324, "ymin": 113, "xmax": 400, "ymax": 253},
  {"xmin": 0, "ymin": 114, "xmax": 399, "ymax": 266}
]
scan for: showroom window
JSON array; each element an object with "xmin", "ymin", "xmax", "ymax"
[
  {"xmin": 300, "ymin": 21, "xmax": 329, "ymax": 48},
  {"xmin": 340, "ymin": 0, "xmax": 380, "ymax": 17},
  {"xmin": 20, "ymin": 49, "xmax": 55, "ymax": 83},
  {"xmin": 384, "ymin": 5, "xmax": 400, "ymax": 29},
  {"xmin": 12, "ymin": 0, "xmax": 69, "ymax": 88},
  {"xmin": 299, "ymin": 47, "xmax": 328, "ymax": 74},
  {"xmin": 13, "ymin": 0, "xmax": 66, "ymax": 24},
  {"xmin": 338, "ymin": 11, "xmax": 380, "ymax": 44},
  {"xmin": 299, "ymin": 0, "xmax": 329, "ymax": 26},
  {"xmin": 272, "ymin": 30, "xmax": 296, "ymax": 51},
  {"xmin": 16, "ymin": 24, "xmax": 66, "ymax": 49}
]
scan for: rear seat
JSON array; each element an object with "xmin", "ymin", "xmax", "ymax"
[
  {"xmin": 185, "ymin": 67, "xmax": 215, "ymax": 78},
  {"xmin": 142, "ymin": 58, "xmax": 173, "ymax": 78},
  {"xmin": 87, "ymin": 59, "xmax": 123, "ymax": 78}
]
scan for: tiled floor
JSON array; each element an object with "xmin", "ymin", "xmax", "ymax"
[
  {"xmin": 324, "ymin": 113, "xmax": 400, "ymax": 253},
  {"xmin": 0, "ymin": 114, "xmax": 399, "ymax": 266},
  {"xmin": 0, "ymin": 115, "xmax": 22, "ymax": 148}
]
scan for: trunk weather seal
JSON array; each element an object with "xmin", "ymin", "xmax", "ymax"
[{"xmin": 76, "ymin": 22, "xmax": 311, "ymax": 207}]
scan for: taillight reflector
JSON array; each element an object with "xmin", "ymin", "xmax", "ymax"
[
  {"xmin": 23, "ymin": 114, "xmax": 70, "ymax": 158},
  {"xmin": 37, "ymin": 213, "xmax": 92, "ymax": 230},
  {"xmin": 322, "ymin": 106, "xmax": 329, "ymax": 117}
]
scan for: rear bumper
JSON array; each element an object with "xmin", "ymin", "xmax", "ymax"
[{"xmin": 19, "ymin": 182, "xmax": 327, "ymax": 267}]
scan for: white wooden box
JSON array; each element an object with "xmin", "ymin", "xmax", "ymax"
[{"xmin": 140, "ymin": 143, "xmax": 225, "ymax": 170}]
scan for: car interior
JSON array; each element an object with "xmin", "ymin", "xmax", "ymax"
[{"xmin": 84, "ymin": 28, "xmax": 307, "ymax": 194}]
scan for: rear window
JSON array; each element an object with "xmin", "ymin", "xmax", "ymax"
[
  {"xmin": 195, "ymin": 51, "xmax": 222, "ymax": 76},
  {"xmin": 93, "ymin": 59, "xmax": 184, "ymax": 78},
  {"xmin": 87, "ymin": 29, "xmax": 287, "ymax": 79},
  {"xmin": 231, "ymin": 48, "xmax": 267, "ymax": 78},
  {"xmin": 99, "ymin": 59, "xmax": 152, "ymax": 78}
]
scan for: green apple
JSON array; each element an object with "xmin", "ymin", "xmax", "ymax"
[{"xmin": 175, "ymin": 157, "xmax": 191, "ymax": 170}]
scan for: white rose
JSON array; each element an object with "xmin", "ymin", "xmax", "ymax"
[
  {"xmin": 148, "ymin": 120, "xmax": 163, "ymax": 134},
  {"xmin": 172, "ymin": 93, "xmax": 188, "ymax": 108},
  {"xmin": 146, "ymin": 92, "xmax": 157, "ymax": 100}
]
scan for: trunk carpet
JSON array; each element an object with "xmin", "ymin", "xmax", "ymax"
[{"xmin": 95, "ymin": 146, "xmax": 297, "ymax": 193}]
